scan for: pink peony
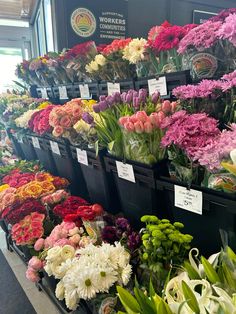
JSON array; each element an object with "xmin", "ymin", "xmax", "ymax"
[
  {"xmin": 26, "ymin": 267, "xmax": 40, "ymax": 282},
  {"xmin": 61, "ymin": 221, "xmax": 76, "ymax": 231},
  {"xmin": 34, "ymin": 238, "xmax": 45, "ymax": 251},
  {"xmin": 28, "ymin": 256, "xmax": 43, "ymax": 270}
]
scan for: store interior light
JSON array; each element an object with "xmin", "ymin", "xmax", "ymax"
[{"xmin": 0, "ymin": 18, "xmax": 29, "ymax": 27}]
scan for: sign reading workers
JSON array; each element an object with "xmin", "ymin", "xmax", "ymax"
[{"xmin": 65, "ymin": 0, "xmax": 128, "ymax": 46}]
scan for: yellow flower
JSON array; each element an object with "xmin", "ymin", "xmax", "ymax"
[
  {"xmin": 37, "ymin": 101, "xmax": 51, "ymax": 110},
  {"xmin": 0, "ymin": 184, "xmax": 9, "ymax": 193}
]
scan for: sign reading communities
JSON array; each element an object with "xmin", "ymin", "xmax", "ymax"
[{"xmin": 65, "ymin": 0, "xmax": 128, "ymax": 46}]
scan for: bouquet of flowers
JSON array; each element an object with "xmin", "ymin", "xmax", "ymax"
[
  {"xmin": 178, "ymin": 9, "xmax": 236, "ymax": 80},
  {"xmin": 16, "ymin": 60, "xmax": 41, "ymax": 86},
  {"xmin": 28, "ymin": 105, "xmax": 55, "ymax": 135},
  {"xmin": 29, "ymin": 56, "xmax": 55, "ymax": 87},
  {"xmin": 41, "ymin": 189, "xmax": 70, "ymax": 206},
  {"xmin": 2, "ymin": 169, "xmax": 35, "ymax": 188},
  {"xmin": 52, "ymin": 196, "xmax": 89, "ymax": 219},
  {"xmin": 161, "ymin": 110, "xmax": 220, "ymax": 184},
  {"xmin": 46, "ymin": 55, "xmax": 71, "ymax": 85}
]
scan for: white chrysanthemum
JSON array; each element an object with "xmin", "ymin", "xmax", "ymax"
[
  {"xmin": 55, "ymin": 281, "xmax": 65, "ymax": 300},
  {"xmin": 95, "ymin": 54, "xmax": 107, "ymax": 66},
  {"xmin": 60, "ymin": 245, "xmax": 75, "ymax": 261},
  {"xmin": 123, "ymin": 38, "xmax": 147, "ymax": 64},
  {"xmin": 86, "ymin": 60, "xmax": 99, "ymax": 73},
  {"xmin": 64, "ymin": 288, "xmax": 79, "ymax": 311},
  {"xmin": 98, "ymin": 267, "xmax": 117, "ymax": 292},
  {"xmin": 15, "ymin": 109, "xmax": 39, "ymax": 128},
  {"xmin": 121, "ymin": 264, "xmax": 132, "ymax": 286},
  {"xmin": 76, "ymin": 268, "xmax": 99, "ymax": 300}
]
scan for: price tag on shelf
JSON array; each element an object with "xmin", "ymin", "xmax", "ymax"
[
  {"xmin": 79, "ymin": 84, "xmax": 91, "ymax": 99},
  {"xmin": 32, "ymin": 136, "xmax": 40, "ymax": 149},
  {"xmin": 76, "ymin": 148, "xmax": 88, "ymax": 166},
  {"xmin": 50, "ymin": 141, "xmax": 61, "ymax": 155},
  {"xmin": 40, "ymin": 88, "xmax": 48, "ymax": 99},
  {"xmin": 148, "ymin": 77, "xmax": 167, "ymax": 96},
  {"xmin": 59, "ymin": 86, "xmax": 68, "ymax": 100},
  {"xmin": 174, "ymin": 185, "xmax": 203, "ymax": 215},
  {"xmin": 107, "ymin": 82, "xmax": 120, "ymax": 96},
  {"xmin": 116, "ymin": 161, "xmax": 135, "ymax": 183}
]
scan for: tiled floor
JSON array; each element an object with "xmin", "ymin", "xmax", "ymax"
[{"xmin": 0, "ymin": 229, "xmax": 60, "ymax": 314}]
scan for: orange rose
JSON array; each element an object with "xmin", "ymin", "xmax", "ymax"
[
  {"xmin": 39, "ymin": 181, "xmax": 55, "ymax": 193},
  {"xmin": 35, "ymin": 172, "xmax": 54, "ymax": 182},
  {"xmin": 24, "ymin": 183, "xmax": 43, "ymax": 198}
]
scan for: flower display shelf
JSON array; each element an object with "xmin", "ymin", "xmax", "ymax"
[
  {"xmin": 99, "ymin": 79, "xmax": 134, "ymax": 96},
  {"xmin": 73, "ymin": 82, "xmax": 100, "ymax": 100},
  {"xmin": 43, "ymin": 136, "xmax": 87, "ymax": 197},
  {"xmin": 70, "ymin": 146, "xmax": 120, "ymax": 213},
  {"xmin": 37, "ymin": 272, "xmax": 90, "ymax": 314},
  {"xmin": 104, "ymin": 154, "xmax": 169, "ymax": 228},
  {"xmin": 156, "ymin": 177, "xmax": 236, "ymax": 256},
  {"xmin": 12, "ymin": 133, "xmax": 37, "ymax": 161},
  {"xmin": 27, "ymin": 135, "xmax": 57, "ymax": 176},
  {"xmin": 134, "ymin": 70, "xmax": 192, "ymax": 99},
  {"xmin": 5, "ymin": 128, "xmax": 25, "ymax": 159}
]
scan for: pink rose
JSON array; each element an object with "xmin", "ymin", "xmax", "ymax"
[
  {"xmin": 161, "ymin": 100, "xmax": 171, "ymax": 114},
  {"xmin": 60, "ymin": 115, "xmax": 72, "ymax": 128},
  {"xmin": 52, "ymin": 125, "xmax": 64, "ymax": 137},
  {"xmin": 28, "ymin": 256, "xmax": 43, "ymax": 270},
  {"xmin": 134, "ymin": 121, "xmax": 144, "ymax": 133},
  {"xmin": 135, "ymin": 111, "xmax": 148, "ymax": 123},
  {"xmin": 34, "ymin": 238, "xmax": 45, "ymax": 251},
  {"xmin": 70, "ymin": 234, "xmax": 81, "ymax": 245},
  {"xmin": 144, "ymin": 121, "xmax": 153, "ymax": 133},
  {"xmin": 124, "ymin": 122, "xmax": 135, "ymax": 132},
  {"xmin": 26, "ymin": 267, "xmax": 40, "ymax": 282}
]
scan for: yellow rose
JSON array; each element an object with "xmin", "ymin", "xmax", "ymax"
[{"xmin": 0, "ymin": 184, "xmax": 9, "ymax": 193}]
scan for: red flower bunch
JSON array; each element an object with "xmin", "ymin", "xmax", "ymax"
[
  {"xmin": 52, "ymin": 176, "xmax": 69, "ymax": 189},
  {"xmin": 150, "ymin": 25, "xmax": 187, "ymax": 52},
  {"xmin": 28, "ymin": 105, "xmax": 55, "ymax": 135},
  {"xmin": 148, "ymin": 21, "xmax": 172, "ymax": 42},
  {"xmin": 2, "ymin": 170, "xmax": 35, "ymax": 188},
  {"xmin": 53, "ymin": 196, "xmax": 89, "ymax": 218},
  {"xmin": 64, "ymin": 204, "xmax": 104, "ymax": 224},
  {"xmin": 2, "ymin": 199, "xmax": 46, "ymax": 225},
  {"xmin": 11, "ymin": 212, "xmax": 45, "ymax": 245},
  {"xmin": 64, "ymin": 41, "xmax": 96, "ymax": 59},
  {"xmin": 102, "ymin": 38, "xmax": 132, "ymax": 56}
]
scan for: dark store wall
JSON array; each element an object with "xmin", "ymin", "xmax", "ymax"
[{"xmin": 128, "ymin": 0, "xmax": 236, "ymax": 37}]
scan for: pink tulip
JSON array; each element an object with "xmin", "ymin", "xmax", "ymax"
[
  {"xmin": 144, "ymin": 121, "xmax": 153, "ymax": 133},
  {"xmin": 26, "ymin": 267, "xmax": 40, "ymax": 282},
  {"xmin": 124, "ymin": 122, "xmax": 135, "ymax": 132},
  {"xmin": 161, "ymin": 100, "xmax": 171, "ymax": 114},
  {"xmin": 135, "ymin": 111, "xmax": 148, "ymax": 123},
  {"xmin": 171, "ymin": 101, "xmax": 178, "ymax": 113},
  {"xmin": 157, "ymin": 111, "xmax": 166, "ymax": 122},
  {"xmin": 28, "ymin": 256, "xmax": 43, "ymax": 271},
  {"xmin": 149, "ymin": 112, "xmax": 158, "ymax": 126},
  {"xmin": 119, "ymin": 117, "xmax": 128, "ymax": 126},
  {"xmin": 134, "ymin": 121, "xmax": 144, "ymax": 133},
  {"xmin": 129, "ymin": 115, "xmax": 138, "ymax": 124},
  {"xmin": 34, "ymin": 238, "xmax": 45, "ymax": 251}
]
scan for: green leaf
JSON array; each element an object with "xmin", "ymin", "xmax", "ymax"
[
  {"xmin": 227, "ymin": 246, "xmax": 236, "ymax": 263},
  {"xmin": 134, "ymin": 287, "xmax": 156, "ymax": 314},
  {"xmin": 181, "ymin": 281, "xmax": 200, "ymax": 314},
  {"xmin": 108, "ymin": 140, "xmax": 115, "ymax": 152},
  {"xmin": 95, "ymin": 140, "xmax": 99, "ymax": 157},
  {"xmin": 149, "ymin": 279, "xmax": 156, "ymax": 297},
  {"xmin": 201, "ymin": 256, "xmax": 220, "ymax": 284},
  {"xmin": 157, "ymin": 299, "xmax": 173, "ymax": 314},
  {"xmin": 117, "ymin": 286, "xmax": 141, "ymax": 314},
  {"xmin": 184, "ymin": 261, "xmax": 201, "ymax": 280}
]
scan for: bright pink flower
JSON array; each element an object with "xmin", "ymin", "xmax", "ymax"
[
  {"xmin": 144, "ymin": 121, "xmax": 153, "ymax": 133},
  {"xmin": 135, "ymin": 111, "xmax": 148, "ymax": 123},
  {"xmin": 161, "ymin": 100, "xmax": 172, "ymax": 113},
  {"xmin": 124, "ymin": 122, "xmax": 135, "ymax": 132},
  {"xmin": 119, "ymin": 117, "xmax": 128, "ymax": 126},
  {"xmin": 34, "ymin": 238, "xmax": 45, "ymax": 251},
  {"xmin": 26, "ymin": 267, "xmax": 40, "ymax": 282}
]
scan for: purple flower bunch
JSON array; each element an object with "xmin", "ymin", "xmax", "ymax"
[
  {"xmin": 92, "ymin": 89, "xmax": 160, "ymax": 113},
  {"xmin": 101, "ymin": 216, "xmax": 141, "ymax": 252},
  {"xmin": 178, "ymin": 20, "xmax": 223, "ymax": 54},
  {"xmin": 217, "ymin": 13, "xmax": 236, "ymax": 47},
  {"xmin": 173, "ymin": 79, "xmax": 222, "ymax": 99},
  {"xmin": 82, "ymin": 112, "xmax": 94, "ymax": 125},
  {"xmin": 161, "ymin": 110, "xmax": 220, "ymax": 160},
  {"xmin": 194, "ymin": 124, "xmax": 236, "ymax": 171}
]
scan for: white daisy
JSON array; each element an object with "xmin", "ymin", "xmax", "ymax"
[
  {"xmin": 121, "ymin": 264, "xmax": 132, "ymax": 286},
  {"xmin": 98, "ymin": 267, "xmax": 118, "ymax": 292},
  {"xmin": 76, "ymin": 268, "xmax": 99, "ymax": 300}
]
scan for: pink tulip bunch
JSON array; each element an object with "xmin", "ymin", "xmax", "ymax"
[{"xmin": 119, "ymin": 100, "xmax": 177, "ymax": 133}]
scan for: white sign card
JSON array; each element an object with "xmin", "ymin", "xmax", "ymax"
[
  {"xmin": 76, "ymin": 148, "xmax": 88, "ymax": 166},
  {"xmin": 41, "ymin": 88, "xmax": 48, "ymax": 99},
  {"xmin": 107, "ymin": 82, "xmax": 120, "ymax": 96},
  {"xmin": 116, "ymin": 161, "xmax": 135, "ymax": 183},
  {"xmin": 79, "ymin": 84, "xmax": 91, "ymax": 99},
  {"xmin": 148, "ymin": 77, "xmax": 167, "ymax": 96},
  {"xmin": 32, "ymin": 137, "xmax": 40, "ymax": 149},
  {"xmin": 50, "ymin": 141, "xmax": 61, "ymax": 155},
  {"xmin": 59, "ymin": 86, "xmax": 68, "ymax": 99},
  {"xmin": 174, "ymin": 185, "xmax": 203, "ymax": 215}
]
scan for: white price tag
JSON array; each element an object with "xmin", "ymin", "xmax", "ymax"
[
  {"xmin": 50, "ymin": 141, "xmax": 60, "ymax": 155},
  {"xmin": 79, "ymin": 84, "xmax": 91, "ymax": 99},
  {"xmin": 107, "ymin": 82, "xmax": 120, "ymax": 95},
  {"xmin": 32, "ymin": 137, "xmax": 40, "ymax": 149},
  {"xmin": 116, "ymin": 161, "xmax": 135, "ymax": 183},
  {"xmin": 174, "ymin": 185, "xmax": 203, "ymax": 215},
  {"xmin": 40, "ymin": 88, "xmax": 48, "ymax": 99},
  {"xmin": 59, "ymin": 86, "xmax": 68, "ymax": 99},
  {"xmin": 76, "ymin": 148, "xmax": 88, "ymax": 166},
  {"xmin": 148, "ymin": 77, "xmax": 167, "ymax": 96}
]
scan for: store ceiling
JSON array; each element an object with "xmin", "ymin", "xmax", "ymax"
[{"xmin": 0, "ymin": 0, "xmax": 37, "ymax": 20}]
